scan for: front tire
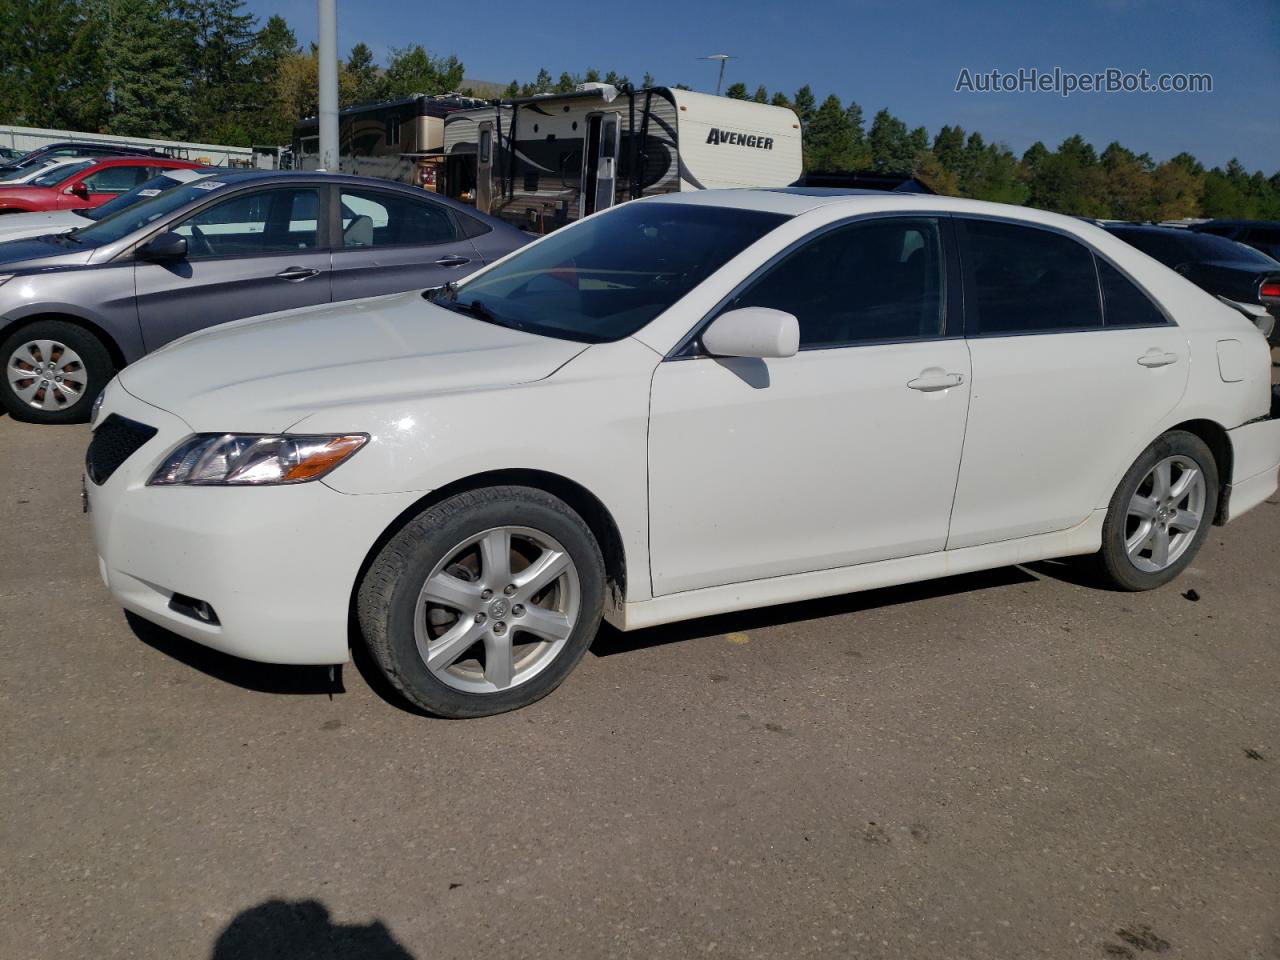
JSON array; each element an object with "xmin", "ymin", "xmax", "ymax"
[
  {"xmin": 1, "ymin": 320, "xmax": 113, "ymax": 424},
  {"xmin": 1096, "ymin": 430, "xmax": 1218, "ymax": 591},
  {"xmin": 357, "ymin": 486, "xmax": 605, "ymax": 718}
]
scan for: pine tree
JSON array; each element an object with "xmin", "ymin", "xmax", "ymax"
[
  {"xmin": 792, "ymin": 84, "xmax": 816, "ymax": 125},
  {"xmin": 752, "ymin": 85, "xmax": 768, "ymax": 103},
  {"xmin": 804, "ymin": 94, "xmax": 858, "ymax": 172},
  {"xmin": 867, "ymin": 108, "xmax": 912, "ymax": 172},
  {"xmin": 0, "ymin": 0, "xmax": 107, "ymax": 130},
  {"xmin": 346, "ymin": 41, "xmax": 380, "ymax": 104},
  {"xmin": 105, "ymin": 0, "xmax": 191, "ymax": 139},
  {"xmin": 724, "ymin": 82, "xmax": 749, "ymax": 100}
]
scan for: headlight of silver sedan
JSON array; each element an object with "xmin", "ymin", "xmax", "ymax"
[{"xmin": 148, "ymin": 433, "xmax": 368, "ymax": 486}]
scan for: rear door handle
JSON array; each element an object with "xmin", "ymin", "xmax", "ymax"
[
  {"xmin": 1137, "ymin": 350, "xmax": 1179, "ymax": 368},
  {"xmin": 907, "ymin": 371, "xmax": 964, "ymax": 392},
  {"xmin": 434, "ymin": 255, "xmax": 471, "ymax": 267},
  {"xmin": 276, "ymin": 266, "xmax": 320, "ymax": 282}
]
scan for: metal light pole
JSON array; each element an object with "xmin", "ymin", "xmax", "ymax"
[
  {"xmin": 317, "ymin": 0, "xmax": 339, "ymax": 171},
  {"xmin": 699, "ymin": 54, "xmax": 735, "ymax": 96}
]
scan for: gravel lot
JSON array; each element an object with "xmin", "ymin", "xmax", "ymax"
[{"xmin": 1, "ymin": 385, "xmax": 1277, "ymax": 960}]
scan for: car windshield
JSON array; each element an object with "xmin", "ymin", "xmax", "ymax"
[
  {"xmin": 29, "ymin": 160, "xmax": 94, "ymax": 187},
  {"xmin": 69, "ymin": 178, "xmax": 231, "ymax": 246},
  {"xmin": 0, "ymin": 158, "xmax": 56, "ymax": 182},
  {"xmin": 435, "ymin": 203, "xmax": 789, "ymax": 343},
  {"xmin": 84, "ymin": 172, "xmax": 202, "ymax": 221}
]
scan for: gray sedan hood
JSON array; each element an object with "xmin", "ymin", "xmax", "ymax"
[
  {"xmin": 0, "ymin": 235, "xmax": 97, "ymax": 269},
  {"xmin": 118, "ymin": 290, "xmax": 588, "ymax": 433}
]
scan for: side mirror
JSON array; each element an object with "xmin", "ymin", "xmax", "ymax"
[
  {"xmin": 137, "ymin": 231, "xmax": 188, "ymax": 261},
  {"xmin": 701, "ymin": 307, "xmax": 800, "ymax": 359},
  {"xmin": 66, "ymin": 182, "xmax": 90, "ymax": 199}
]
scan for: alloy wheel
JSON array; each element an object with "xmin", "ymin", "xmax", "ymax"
[
  {"xmin": 1124, "ymin": 455, "xmax": 1206, "ymax": 573},
  {"xmin": 413, "ymin": 525, "xmax": 581, "ymax": 694}
]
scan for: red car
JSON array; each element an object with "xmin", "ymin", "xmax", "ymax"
[{"xmin": 0, "ymin": 156, "xmax": 207, "ymax": 214}]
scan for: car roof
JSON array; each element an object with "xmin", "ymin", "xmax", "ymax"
[
  {"xmin": 640, "ymin": 188, "xmax": 1114, "ymax": 235},
  {"xmin": 81, "ymin": 155, "xmax": 203, "ymax": 168}
]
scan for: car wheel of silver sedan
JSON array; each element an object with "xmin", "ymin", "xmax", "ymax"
[
  {"xmin": 358, "ymin": 486, "xmax": 606, "ymax": 718},
  {"xmin": 0, "ymin": 319, "xmax": 113, "ymax": 425},
  {"xmin": 1097, "ymin": 430, "xmax": 1219, "ymax": 591}
]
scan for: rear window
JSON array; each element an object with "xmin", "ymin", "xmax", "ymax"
[{"xmin": 29, "ymin": 160, "xmax": 94, "ymax": 187}]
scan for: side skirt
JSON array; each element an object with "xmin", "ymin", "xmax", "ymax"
[{"xmin": 606, "ymin": 510, "xmax": 1106, "ymax": 632}]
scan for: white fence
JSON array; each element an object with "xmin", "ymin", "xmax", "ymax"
[{"xmin": 0, "ymin": 125, "xmax": 256, "ymax": 167}]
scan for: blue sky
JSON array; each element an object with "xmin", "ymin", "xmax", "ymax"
[{"xmin": 246, "ymin": 0, "xmax": 1279, "ymax": 172}]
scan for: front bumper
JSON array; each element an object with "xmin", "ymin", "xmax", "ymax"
[{"xmin": 86, "ymin": 385, "xmax": 422, "ymax": 665}]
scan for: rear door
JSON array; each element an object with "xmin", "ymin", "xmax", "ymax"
[
  {"xmin": 134, "ymin": 184, "xmax": 331, "ymax": 350},
  {"xmin": 946, "ymin": 217, "xmax": 1188, "ymax": 549},
  {"xmin": 330, "ymin": 186, "xmax": 480, "ymax": 300}
]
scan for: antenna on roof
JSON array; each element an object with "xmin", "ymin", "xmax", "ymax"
[{"xmin": 698, "ymin": 54, "xmax": 736, "ymax": 96}]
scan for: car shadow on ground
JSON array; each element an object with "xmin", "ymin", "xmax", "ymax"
[
  {"xmin": 590, "ymin": 565, "xmax": 1040, "ymax": 657},
  {"xmin": 126, "ymin": 611, "xmax": 341, "ymax": 696},
  {"xmin": 128, "ymin": 561, "xmax": 1082, "ymax": 711},
  {"xmin": 209, "ymin": 898, "xmax": 415, "ymax": 959}
]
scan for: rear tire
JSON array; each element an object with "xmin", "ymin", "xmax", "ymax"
[
  {"xmin": 1, "ymin": 319, "xmax": 113, "ymax": 424},
  {"xmin": 1096, "ymin": 430, "xmax": 1218, "ymax": 591},
  {"xmin": 357, "ymin": 486, "xmax": 605, "ymax": 718}
]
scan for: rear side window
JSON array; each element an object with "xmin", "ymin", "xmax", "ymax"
[
  {"xmin": 1096, "ymin": 257, "xmax": 1167, "ymax": 327},
  {"xmin": 961, "ymin": 219, "xmax": 1101, "ymax": 334},
  {"xmin": 339, "ymin": 189, "xmax": 461, "ymax": 247},
  {"xmin": 724, "ymin": 217, "xmax": 946, "ymax": 348}
]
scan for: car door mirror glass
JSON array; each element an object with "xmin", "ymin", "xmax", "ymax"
[
  {"xmin": 138, "ymin": 231, "xmax": 188, "ymax": 261},
  {"xmin": 702, "ymin": 307, "xmax": 800, "ymax": 359}
]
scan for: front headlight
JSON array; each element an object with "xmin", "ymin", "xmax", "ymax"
[{"xmin": 148, "ymin": 433, "xmax": 368, "ymax": 486}]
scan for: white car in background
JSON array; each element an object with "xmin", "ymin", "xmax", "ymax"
[
  {"xmin": 0, "ymin": 157, "xmax": 92, "ymax": 186},
  {"xmin": 0, "ymin": 167, "xmax": 214, "ymax": 243},
  {"xmin": 86, "ymin": 189, "xmax": 1280, "ymax": 718}
]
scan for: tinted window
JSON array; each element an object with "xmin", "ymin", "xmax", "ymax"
[
  {"xmin": 82, "ymin": 165, "xmax": 149, "ymax": 193},
  {"xmin": 1096, "ymin": 257, "xmax": 1167, "ymax": 327},
  {"xmin": 30, "ymin": 160, "xmax": 94, "ymax": 187},
  {"xmin": 1243, "ymin": 227, "xmax": 1280, "ymax": 246},
  {"xmin": 440, "ymin": 203, "xmax": 788, "ymax": 343},
  {"xmin": 172, "ymin": 188, "xmax": 320, "ymax": 258},
  {"xmin": 962, "ymin": 219, "xmax": 1101, "ymax": 334},
  {"xmin": 1179, "ymin": 231, "xmax": 1278, "ymax": 266},
  {"xmin": 339, "ymin": 189, "xmax": 460, "ymax": 247},
  {"xmin": 723, "ymin": 218, "xmax": 945, "ymax": 348}
]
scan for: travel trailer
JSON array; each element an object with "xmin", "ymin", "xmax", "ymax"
[
  {"xmin": 293, "ymin": 93, "xmax": 487, "ymax": 186},
  {"xmin": 440, "ymin": 84, "xmax": 802, "ymax": 231}
]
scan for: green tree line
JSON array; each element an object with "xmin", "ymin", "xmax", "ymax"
[{"xmin": 2, "ymin": 0, "xmax": 1275, "ymax": 220}]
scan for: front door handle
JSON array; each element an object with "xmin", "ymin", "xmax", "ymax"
[
  {"xmin": 276, "ymin": 266, "xmax": 320, "ymax": 282},
  {"xmin": 434, "ymin": 255, "xmax": 471, "ymax": 267},
  {"xmin": 1137, "ymin": 350, "xmax": 1179, "ymax": 368},
  {"xmin": 907, "ymin": 371, "xmax": 965, "ymax": 392}
]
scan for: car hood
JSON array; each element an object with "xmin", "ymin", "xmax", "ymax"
[
  {"xmin": 0, "ymin": 235, "xmax": 96, "ymax": 268},
  {"xmin": 118, "ymin": 290, "xmax": 590, "ymax": 433},
  {"xmin": 0, "ymin": 210, "xmax": 89, "ymax": 243}
]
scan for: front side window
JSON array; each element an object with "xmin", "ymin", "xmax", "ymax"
[
  {"xmin": 339, "ymin": 189, "xmax": 460, "ymax": 248},
  {"xmin": 439, "ymin": 202, "xmax": 788, "ymax": 343},
  {"xmin": 82, "ymin": 165, "xmax": 149, "ymax": 194},
  {"xmin": 172, "ymin": 187, "xmax": 320, "ymax": 258},
  {"xmin": 720, "ymin": 217, "xmax": 945, "ymax": 348},
  {"xmin": 1096, "ymin": 257, "xmax": 1167, "ymax": 327},
  {"xmin": 961, "ymin": 219, "xmax": 1102, "ymax": 334}
]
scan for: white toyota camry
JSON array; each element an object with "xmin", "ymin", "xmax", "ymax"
[{"xmin": 86, "ymin": 189, "xmax": 1280, "ymax": 717}]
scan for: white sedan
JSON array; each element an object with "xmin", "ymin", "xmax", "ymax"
[{"xmin": 86, "ymin": 190, "xmax": 1280, "ymax": 717}]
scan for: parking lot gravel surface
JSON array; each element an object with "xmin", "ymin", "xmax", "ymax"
[{"xmin": 1, "ymin": 391, "xmax": 1277, "ymax": 959}]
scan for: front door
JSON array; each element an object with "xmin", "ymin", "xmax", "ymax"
[
  {"xmin": 647, "ymin": 216, "xmax": 972, "ymax": 595},
  {"xmin": 580, "ymin": 113, "xmax": 620, "ymax": 217},
  {"xmin": 134, "ymin": 185, "xmax": 331, "ymax": 351},
  {"xmin": 945, "ymin": 217, "xmax": 1190, "ymax": 549},
  {"xmin": 331, "ymin": 186, "xmax": 481, "ymax": 300}
]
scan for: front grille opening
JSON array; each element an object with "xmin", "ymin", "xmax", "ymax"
[
  {"xmin": 86, "ymin": 414, "xmax": 157, "ymax": 485},
  {"xmin": 168, "ymin": 593, "xmax": 220, "ymax": 626}
]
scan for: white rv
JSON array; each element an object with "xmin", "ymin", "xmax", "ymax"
[{"xmin": 440, "ymin": 84, "xmax": 802, "ymax": 231}]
